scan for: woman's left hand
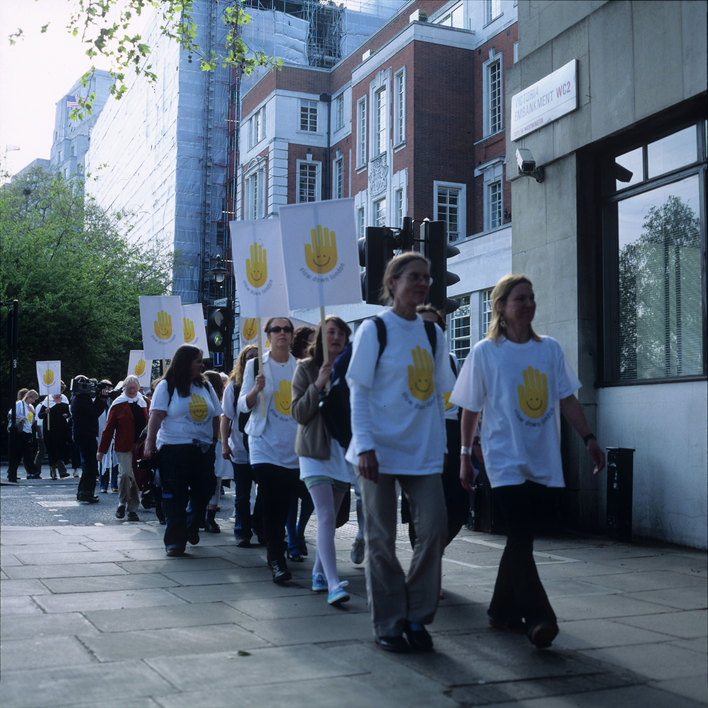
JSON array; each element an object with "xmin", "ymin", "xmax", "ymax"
[{"xmin": 315, "ymin": 362, "xmax": 332, "ymax": 390}]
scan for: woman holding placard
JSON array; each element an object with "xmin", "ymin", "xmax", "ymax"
[
  {"xmin": 238, "ymin": 317, "xmax": 299, "ymax": 584},
  {"xmin": 346, "ymin": 252, "xmax": 448, "ymax": 653}
]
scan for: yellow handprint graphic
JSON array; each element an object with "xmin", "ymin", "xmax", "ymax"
[
  {"xmin": 183, "ymin": 318, "xmax": 195, "ymax": 343},
  {"xmin": 242, "ymin": 318, "xmax": 258, "ymax": 341},
  {"xmin": 407, "ymin": 345, "xmax": 434, "ymax": 401},
  {"xmin": 273, "ymin": 379, "xmax": 292, "ymax": 416},
  {"xmin": 443, "ymin": 391, "xmax": 453, "ymax": 410},
  {"xmin": 42, "ymin": 370, "xmax": 54, "ymax": 385},
  {"xmin": 134, "ymin": 359, "xmax": 146, "ymax": 376},
  {"xmin": 154, "ymin": 310, "xmax": 172, "ymax": 340},
  {"xmin": 305, "ymin": 225, "xmax": 338, "ymax": 275},
  {"xmin": 517, "ymin": 366, "xmax": 548, "ymax": 419},
  {"xmin": 188, "ymin": 393, "xmax": 209, "ymax": 422},
  {"xmin": 246, "ymin": 243, "xmax": 267, "ymax": 288}
]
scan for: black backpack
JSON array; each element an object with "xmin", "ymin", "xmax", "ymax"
[{"xmin": 319, "ymin": 315, "xmax": 436, "ymax": 449}]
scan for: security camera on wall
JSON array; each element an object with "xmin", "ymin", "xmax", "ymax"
[{"xmin": 516, "ymin": 147, "xmax": 545, "ymax": 183}]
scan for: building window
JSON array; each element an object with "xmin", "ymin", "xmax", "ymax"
[
  {"xmin": 602, "ymin": 121, "xmax": 706, "ymax": 382},
  {"xmin": 357, "ymin": 207, "xmax": 365, "ymax": 238},
  {"xmin": 484, "ymin": 54, "xmax": 503, "ymax": 136},
  {"xmin": 485, "ymin": 0, "xmax": 502, "ymax": 24},
  {"xmin": 373, "ymin": 198, "xmax": 386, "ymax": 226},
  {"xmin": 393, "ymin": 69, "xmax": 405, "ymax": 146},
  {"xmin": 374, "ymin": 86, "xmax": 387, "ymax": 156},
  {"xmin": 334, "ymin": 93, "xmax": 344, "ymax": 131},
  {"xmin": 448, "ymin": 295, "xmax": 471, "ymax": 364},
  {"xmin": 300, "ymin": 99, "xmax": 318, "ymax": 132},
  {"xmin": 248, "ymin": 106, "xmax": 265, "ymax": 149},
  {"xmin": 435, "ymin": 183, "xmax": 465, "ymax": 242},
  {"xmin": 244, "ymin": 165, "xmax": 266, "ymax": 220},
  {"xmin": 481, "ymin": 289, "xmax": 493, "ymax": 338},
  {"xmin": 487, "ymin": 181, "xmax": 502, "ymax": 230},
  {"xmin": 395, "ymin": 189, "xmax": 404, "ymax": 228},
  {"xmin": 357, "ymin": 97, "xmax": 367, "ymax": 167},
  {"xmin": 333, "ymin": 155, "xmax": 344, "ymax": 199},
  {"xmin": 438, "ymin": 2, "xmax": 464, "ymax": 28},
  {"xmin": 297, "ymin": 161, "xmax": 320, "ymax": 202}
]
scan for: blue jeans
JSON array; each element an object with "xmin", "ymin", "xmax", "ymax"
[{"xmin": 159, "ymin": 443, "xmax": 216, "ymax": 552}]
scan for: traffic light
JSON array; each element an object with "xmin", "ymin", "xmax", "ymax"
[
  {"xmin": 423, "ymin": 220, "xmax": 460, "ymax": 313},
  {"xmin": 206, "ymin": 305, "xmax": 231, "ymax": 353},
  {"xmin": 358, "ymin": 227, "xmax": 394, "ymax": 304},
  {"xmin": 396, "ymin": 216, "xmax": 415, "ymax": 252}
]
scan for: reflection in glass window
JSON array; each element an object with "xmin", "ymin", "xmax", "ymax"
[
  {"xmin": 298, "ymin": 162, "xmax": 319, "ymax": 202},
  {"xmin": 616, "ymin": 176, "xmax": 702, "ymax": 380},
  {"xmin": 648, "ymin": 126, "xmax": 697, "ymax": 178},
  {"xmin": 448, "ymin": 295, "xmax": 471, "ymax": 364},
  {"xmin": 300, "ymin": 100, "xmax": 318, "ymax": 132},
  {"xmin": 373, "ymin": 198, "xmax": 386, "ymax": 226},
  {"xmin": 481, "ymin": 289, "xmax": 493, "ymax": 338}
]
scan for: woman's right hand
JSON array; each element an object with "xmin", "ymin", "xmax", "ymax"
[
  {"xmin": 460, "ymin": 455, "xmax": 477, "ymax": 492},
  {"xmin": 315, "ymin": 362, "xmax": 332, "ymax": 390},
  {"xmin": 253, "ymin": 373, "xmax": 266, "ymax": 393},
  {"xmin": 144, "ymin": 440, "xmax": 156, "ymax": 458},
  {"xmin": 221, "ymin": 443, "xmax": 232, "ymax": 460},
  {"xmin": 358, "ymin": 450, "xmax": 379, "ymax": 483}
]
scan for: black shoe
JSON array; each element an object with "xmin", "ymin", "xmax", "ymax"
[
  {"xmin": 166, "ymin": 546, "xmax": 185, "ymax": 557},
  {"xmin": 489, "ymin": 616, "xmax": 527, "ymax": 634},
  {"xmin": 127, "ymin": 511, "xmax": 139, "ymax": 522},
  {"xmin": 375, "ymin": 635, "xmax": 409, "ymax": 653},
  {"xmin": 528, "ymin": 622, "xmax": 558, "ymax": 649},
  {"xmin": 298, "ymin": 536, "xmax": 308, "ymax": 556},
  {"xmin": 187, "ymin": 531, "xmax": 200, "ymax": 546},
  {"xmin": 78, "ymin": 495, "xmax": 100, "ymax": 503},
  {"xmin": 204, "ymin": 518, "xmax": 221, "ymax": 533},
  {"xmin": 404, "ymin": 622, "xmax": 434, "ymax": 652},
  {"xmin": 287, "ymin": 549, "xmax": 304, "ymax": 562},
  {"xmin": 234, "ymin": 535, "xmax": 252, "ymax": 548},
  {"xmin": 269, "ymin": 559, "xmax": 291, "ymax": 584},
  {"xmin": 59, "ymin": 472, "xmax": 70, "ymax": 479},
  {"xmin": 115, "ymin": 505, "xmax": 126, "ymax": 519}
]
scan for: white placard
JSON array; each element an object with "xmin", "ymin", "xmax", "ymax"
[
  {"xmin": 182, "ymin": 303, "xmax": 208, "ymax": 354},
  {"xmin": 278, "ymin": 199, "xmax": 363, "ymax": 311},
  {"xmin": 127, "ymin": 350, "xmax": 152, "ymax": 388},
  {"xmin": 36, "ymin": 361, "xmax": 61, "ymax": 395},
  {"xmin": 139, "ymin": 295, "xmax": 184, "ymax": 360},
  {"xmin": 511, "ymin": 59, "xmax": 577, "ymax": 141}
]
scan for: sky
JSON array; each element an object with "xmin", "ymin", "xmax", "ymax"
[{"xmin": 0, "ymin": 0, "xmax": 114, "ymax": 177}]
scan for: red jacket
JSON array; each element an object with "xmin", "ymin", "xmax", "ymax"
[{"xmin": 98, "ymin": 398, "xmax": 149, "ymax": 454}]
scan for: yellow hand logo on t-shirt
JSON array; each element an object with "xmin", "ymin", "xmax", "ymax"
[
  {"xmin": 408, "ymin": 345, "xmax": 434, "ymax": 401},
  {"xmin": 274, "ymin": 379, "xmax": 292, "ymax": 416},
  {"xmin": 188, "ymin": 393, "xmax": 209, "ymax": 422},
  {"xmin": 42, "ymin": 370, "xmax": 54, "ymax": 385},
  {"xmin": 518, "ymin": 366, "xmax": 548, "ymax": 419},
  {"xmin": 443, "ymin": 391, "xmax": 453, "ymax": 410},
  {"xmin": 305, "ymin": 225, "xmax": 338, "ymax": 275},
  {"xmin": 27, "ymin": 410, "xmax": 33, "ymax": 423}
]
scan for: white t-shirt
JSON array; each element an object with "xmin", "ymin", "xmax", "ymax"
[
  {"xmin": 15, "ymin": 400, "xmax": 34, "ymax": 433},
  {"xmin": 444, "ymin": 352, "xmax": 460, "ymax": 421},
  {"xmin": 222, "ymin": 381, "xmax": 249, "ymax": 465},
  {"xmin": 345, "ymin": 309, "xmax": 447, "ymax": 476},
  {"xmin": 238, "ymin": 354, "xmax": 298, "ymax": 469},
  {"xmin": 300, "ymin": 439, "xmax": 355, "ymax": 484},
  {"xmin": 151, "ymin": 379, "xmax": 222, "ymax": 450},
  {"xmin": 450, "ymin": 335, "xmax": 581, "ymax": 488}
]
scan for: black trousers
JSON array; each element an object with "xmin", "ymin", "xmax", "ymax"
[
  {"xmin": 252, "ymin": 463, "xmax": 300, "ymax": 562},
  {"xmin": 76, "ymin": 436, "xmax": 98, "ymax": 499},
  {"xmin": 7, "ymin": 431, "xmax": 34, "ymax": 481},
  {"xmin": 488, "ymin": 481, "xmax": 557, "ymax": 630}
]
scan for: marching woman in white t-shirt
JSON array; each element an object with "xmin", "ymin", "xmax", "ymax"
[
  {"xmin": 238, "ymin": 317, "xmax": 299, "ymax": 584},
  {"xmin": 346, "ymin": 252, "xmax": 448, "ymax": 654},
  {"xmin": 144, "ymin": 345, "xmax": 222, "ymax": 557},
  {"xmin": 451, "ymin": 274, "xmax": 606, "ymax": 649}
]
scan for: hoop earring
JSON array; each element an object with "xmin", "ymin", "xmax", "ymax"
[{"xmin": 500, "ymin": 316, "xmax": 506, "ymax": 328}]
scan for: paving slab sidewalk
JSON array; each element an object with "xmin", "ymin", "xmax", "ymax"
[{"xmin": 1, "ymin": 521, "xmax": 706, "ymax": 708}]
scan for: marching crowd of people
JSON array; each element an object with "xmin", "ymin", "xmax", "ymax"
[{"xmin": 5, "ymin": 261, "xmax": 605, "ymax": 653}]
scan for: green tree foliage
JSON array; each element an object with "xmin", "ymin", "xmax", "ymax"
[
  {"xmin": 9, "ymin": 0, "xmax": 281, "ymax": 118},
  {"xmin": 0, "ymin": 167, "xmax": 173, "ymax": 387}
]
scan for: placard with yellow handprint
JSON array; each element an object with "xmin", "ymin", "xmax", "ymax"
[
  {"xmin": 305, "ymin": 225, "xmax": 338, "ymax": 275},
  {"xmin": 182, "ymin": 303, "xmax": 209, "ymax": 354},
  {"xmin": 183, "ymin": 317, "xmax": 195, "ymax": 343},
  {"xmin": 273, "ymin": 379, "xmax": 292, "ymax": 417},
  {"xmin": 242, "ymin": 318, "xmax": 258, "ymax": 342},
  {"xmin": 139, "ymin": 295, "xmax": 182, "ymax": 358},
  {"xmin": 517, "ymin": 366, "xmax": 548, "ymax": 419},
  {"xmin": 246, "ymin": 242, "xmax": 268, "ymax": 288},
  {"xmin": 36, "ymin": 360, "xmax": 61, "ymax": 395},
  {"xmin": 407, "ymin": 345, "xmax": 435, "ymax": 401},
  {"xmin": 128, "ymin": 350, "xmax": 153, "ymax": 386}
]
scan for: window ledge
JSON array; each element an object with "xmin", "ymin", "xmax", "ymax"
[{"xmin": 598, "ymin": 374, "xmax": 707, "ymax": 388}]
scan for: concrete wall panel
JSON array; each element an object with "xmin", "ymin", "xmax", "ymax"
[{"xmin": 682, "ymin": 0, "xmax": 708, "ymax": 97}]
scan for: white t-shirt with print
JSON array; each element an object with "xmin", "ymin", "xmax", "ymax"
[
  {"xmin": 222, "ymin": 381, "xmax": 249, "ymax": 465},
  {"xmin": 450, "ymin": 335, "xmax": 581, "ymax": 488},
  {"xmin": 239, "ymin": 355, "xmax": 298, "ymax": 469},
  {"xmin": 345, "ymin": 309, "xmax": 447, "ymax": 477},
  {"xmin": 151, "ymin": 379, "xmax": 222, "ymax": 450}
]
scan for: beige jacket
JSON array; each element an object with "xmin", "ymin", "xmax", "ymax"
[{"xmin": 292, "ymin": 358, "xmax": 331, "ymax": 459}]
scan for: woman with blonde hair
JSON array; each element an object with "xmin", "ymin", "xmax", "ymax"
[{"xmin": 451, "ymin": 274, "xmax": 605, "ymax": 649}]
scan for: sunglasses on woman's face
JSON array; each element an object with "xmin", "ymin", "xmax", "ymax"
[{"xmin": 268, "ymin": 326, "xmax": 293, "ymax": 334}]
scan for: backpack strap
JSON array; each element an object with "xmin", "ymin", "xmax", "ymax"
[
  {"xmin": 374, "ymin": 315, "xmax": 437, "ymax": 365},
  {"xmin": 423, "ymin": 319, "xmax": 437, "ymax": 357}
]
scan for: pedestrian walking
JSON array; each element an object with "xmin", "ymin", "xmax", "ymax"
[
  {"xmin": 35, "ymin": 383, "xmax": 71, "ymax": 479},
  {"xmin": 7, "ymin": 389, "xmax": 39, "ymax": 481}
]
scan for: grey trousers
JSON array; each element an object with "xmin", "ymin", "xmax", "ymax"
[
  {"xmin": 116, "ymin": 451, "xmax": 139, "ymax": 513},
  {"xmin": 357, "ymin": 471, "xmax": 447, "ymax": 638}
]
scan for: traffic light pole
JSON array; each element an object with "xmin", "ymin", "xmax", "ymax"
[{"xmin": 3, "ymin": 300, "xmax": 19, "ymax": 477}]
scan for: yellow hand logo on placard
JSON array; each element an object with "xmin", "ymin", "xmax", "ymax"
[
  {"xmin": 305, "ymin": 225, "xmax": 338, "ymax": 275},
  {"xmin": 134, "ymin": 359, "xmax": 146, "ymax": 376},
  {"xmin": 274, "ymin": 379, "xmax": 292, "ymax": 416},
  {"xmin": 443, "ymin": 392, "xmax": 453, "ymax": 410},
  {"xmin": 42, "ymin": 370, "xmax": 54, "ymax": 385},
  {"xmin": 246, "ymin": 243, "xmax": 267, "ymax": 288},
  {"xmin": 183, "ymin": 317, "xmax": 195, "ymax": 343},
  {"xmin": 408, "ymin": 346, "xmax": 434, "ymax": 401},
  {"xmin": 517, "ymin": 366, "xmax": 548, "ymax": 419},
  {"xmin": 154, "ymin": 311, "xmax": 172, "ymax": 340},
  {"xmin": 188, "ymin": 393, "xmax": 209, "ymax": 422},
  {"xmin": 242, "ymin": 318, "xmax": 258, "ymax": 341}
]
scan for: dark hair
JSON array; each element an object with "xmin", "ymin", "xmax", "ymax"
[
  {"xmin": 380, "ymin": 251, "xmax": 431, "ymax": 305},
  {"xmin": 307, "ymin": 316, "xmax": 351, "ymax": 366},
  {"xmin": 160, "ymin": 344, "xmax": 205, "ymax": 398},
  {"xmin": 228, "ymin": 345, "xmax": 258, "ymax": 386},
  {"xmin": 264, "ymin": 316, "xmax": 294, "ymax": 333},
  {"xmin": 203, "ymin": 370, "xmax": 224, "ymax": 401},
  {"xmin": 416, "ymin": 304, "xmax": 446, "ymax": 331},
  {"xmin": 291, "ymin": 325, "xmax": 315, "ymax": 359}
]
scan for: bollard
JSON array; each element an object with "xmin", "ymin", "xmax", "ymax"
[{"xmin": 606, "ymin": 447, "xmax": 635, "ymax": 541}]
